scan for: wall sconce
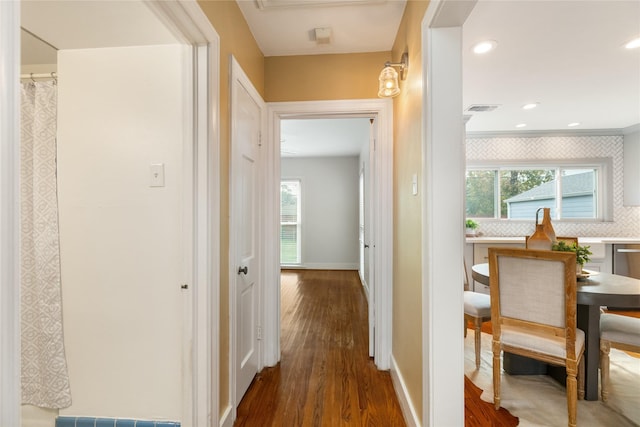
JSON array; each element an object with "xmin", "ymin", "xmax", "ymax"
[{"xmin": 378, "ymin": 52, "xmax": 408, "ymax": 98}]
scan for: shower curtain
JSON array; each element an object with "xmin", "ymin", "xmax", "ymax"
[{"xmin": 20, "ymin": 80, "xmax": 72, "ymax": 408}]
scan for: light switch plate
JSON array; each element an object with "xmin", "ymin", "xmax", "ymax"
[{"xmin": 150, "ymin": 163, "xmax": 165, "ymax": 187}]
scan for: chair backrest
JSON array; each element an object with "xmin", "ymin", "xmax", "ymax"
[{"xmin": 488, "ymin": 248, "xmax": 577, "ymax": 352}]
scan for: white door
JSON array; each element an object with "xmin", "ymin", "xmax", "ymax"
[{"xmin": 231, "ymin": 62, "xmax": 262, "ymax": 405}]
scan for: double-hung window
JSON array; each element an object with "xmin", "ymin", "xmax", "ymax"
[
  {"xmin": 280, "ymin": 180, "xmax": 301, "ymax": 264},
  {"xmin": 466, "ymin": 160, "xmax": 611, "ymax": 221}
]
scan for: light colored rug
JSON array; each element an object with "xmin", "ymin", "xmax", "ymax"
[{"xmin": 464, "ymin": 331, "xmax": 640, "ymax": 426}]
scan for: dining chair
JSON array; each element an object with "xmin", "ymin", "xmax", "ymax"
[
  {"xmin": 463, "ymin": 262, "xmax": 491, "ymax": 368},
  {"xmin": 599, "ymin": 313, "xmax": 640, "ymax": 401},
  {"xmin": 488, "ymin": 247, "xmax": 585, "ymax": 427}
]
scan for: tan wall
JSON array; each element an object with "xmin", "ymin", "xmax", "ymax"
[
  {"xmin": 197, "ymin": 0, "xmax": 265, "ymax": 416},
  {"xmin": 391, "ymin": 0, "xmax": 429, "ymax": 424},
  {"xmin": 200, "ymin": 0, "xmax": 430, "ymax": 423},
  {"xmin": 265, "ymin": 52, "xmax": 390, "ymax": 101}
]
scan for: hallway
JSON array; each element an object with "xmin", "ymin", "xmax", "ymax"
[{"xmin": 234, "ymin": 269, "xmax": 406, "ymax": 426}]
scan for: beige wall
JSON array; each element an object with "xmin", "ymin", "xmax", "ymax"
[
  {"xmin": 265, "ymin": 52, "xmax": 390, "ymax": 101},
  {"xmin": 391, "ymin": 0, "xmax": 429, "ymax": 423},
  {"xmin": 57, "ymin": 45, "xmax": 186, "ymax": 419},
  {"xmin": 197, "ymin": 0, "xmax": 265, "ymax": 415}
]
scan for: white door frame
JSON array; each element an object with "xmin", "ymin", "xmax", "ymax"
[
  {"xmin": 228, "ymin": 56, "xmax": 266, "ymax": 422},
  {"xmin": 264, "ymin": 99, "xmax": 393, "ymax": 370},
  {"xmin": 421, "ymin": 1, "xmax": 476, "ymax": 425},
  {"xmin": 0, "ymin": 2, "xmax": 21, "ymax": 425},
  {"xmin": 1, "ymin": 1, "xmax": 222, "ymax": 425}
]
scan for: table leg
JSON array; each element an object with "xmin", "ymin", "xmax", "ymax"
[{"xmin": 577, "ymin": 304, "xmax": 601, "ymax": 401}]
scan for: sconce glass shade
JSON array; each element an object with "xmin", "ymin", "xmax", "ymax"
[{"xmin": 378, "ymin": 66, "xmax": 400, "ymax": 98}]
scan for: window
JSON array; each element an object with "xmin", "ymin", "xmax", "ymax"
[
  {"xmin": 281, "ymin": 180, "xmax": 301, "ymax": 264},
  {"xmin": 466, "ymin": 161, "xmax": 608, "ymax": 221}
]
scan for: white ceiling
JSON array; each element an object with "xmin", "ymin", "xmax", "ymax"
[
  {"xmin": 19, "ymin": 0, "xmax": 640, "ymax": 156},
  {"xmin": 20, "ymin": 1, "xmax": 179, "ymax": 65},
  {"xmin": 236, "ymin": 0, "xmax": 407, "ymax": 56},
  {"xmin": 281, "ymin": 118, "xmax": 370, "ymax": 157},
  {"xmin": 239, "ymin": 0, "xmax": 640, "ymax": 145},
  {"xmin": 463, "ymin": 0, "xmax": 640, "ymax": 133}
]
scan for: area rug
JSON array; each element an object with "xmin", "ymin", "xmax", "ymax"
[{"xmin": 464, "ymin": 331, "xmax": 640, "ymax": 426}]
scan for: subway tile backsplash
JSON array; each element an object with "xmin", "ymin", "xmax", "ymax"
[{"xmin": 467, "ymin": 135, "xmax": 640, "ymax": 237}]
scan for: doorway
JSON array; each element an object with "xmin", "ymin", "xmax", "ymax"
[{"xmin": 263, "ymin": 99, "xmax": 393, "ymax": 371}]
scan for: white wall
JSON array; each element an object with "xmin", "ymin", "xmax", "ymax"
[
  {"xmin": 281, "ymin": 156, "xmax": 359, "ymax": 269},
  {"xmin": 56, "ymin": 45, "xmax": 186, "ymax": 420}
]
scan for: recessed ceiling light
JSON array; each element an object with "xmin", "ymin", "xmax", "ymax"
[
  {"xmin": 625, "ymin": 37, "xmax": 640, "ymax": 49},
  {"xmin": 515, "ymin": 123, "xmax": 527, "ymax": 128},
  {"xmin": 522, "ymin": 103, "xmax": 539, "ymax": 110},
  {"xmin": 472, "ymin": 40, "xmax": 497, "ymax": 54},
  {"xmin": 568, "ymin": 122, "xmax": 581, "ymax": 127}
]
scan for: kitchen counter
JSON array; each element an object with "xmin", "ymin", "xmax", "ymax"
[{"xmin": 466, "ymin": 236, "xmax": 640, "ymax": 245}]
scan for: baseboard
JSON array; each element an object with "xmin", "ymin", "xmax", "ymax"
[
  {"xmin": 219, "ymin": 405, "xmax": 233, "ymax": 427},
  {"xmin": 390, "ymin": 354, "xmax": 421, "ymax": 427},
  {"xmin": 299, "ymin": 262, "xmax": 358, "ymax": 270},
  {"xmin": 359, "ymin": 274, "xmax": 370, "ymax": 301}
]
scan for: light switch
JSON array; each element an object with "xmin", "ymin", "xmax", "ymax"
[
  {"xmin": 412, "ymin": 173, "xmax": 418, "ymax": 196},
  {"xmin": 150, "ymin": 163, "xmax": 165, "ymax": 187}
]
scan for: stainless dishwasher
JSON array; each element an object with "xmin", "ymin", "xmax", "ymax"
[{"xmin": 610, "ymin": 244, "xmax": 640, "ymax": 309}]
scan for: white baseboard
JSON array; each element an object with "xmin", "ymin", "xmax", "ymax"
[
  {"xmin": 359, "ymin": 275, "xmax": 370, "ymax": 301},
  {"xmin": 390, "ymin": 354, "xmax": 420, "ymax": 427},
  {"xmin": 293, "ymin": 262, "xmax": 358, "ymax": 270},
  {"xmin": 219, "ymin": 404, "xmax": 233, "ymax": 427}
]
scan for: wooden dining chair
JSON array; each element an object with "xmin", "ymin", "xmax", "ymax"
[
  {"xmin": 488, "ymin": 247, "xmax": 585, "ymax": 427},
  {"xmin": 599, "ymin": 313, "xmax": 640, "ymax": 401},
  {"xmin": 463, "ymin": 262, "xmax": 491, "ymax": 368}
]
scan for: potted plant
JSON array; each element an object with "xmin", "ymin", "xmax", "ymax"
[
  {"xmin": 465, "ymin": 219, "xmax": 479, "ymax": 237},
  {"xmin": 552, "ymin": 241, "xmax": 592, "ymax": 274}
]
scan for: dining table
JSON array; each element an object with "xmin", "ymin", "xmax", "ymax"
[{"xmin": 471, "ymin": 262, "xmax": 640, "ymax": 401}]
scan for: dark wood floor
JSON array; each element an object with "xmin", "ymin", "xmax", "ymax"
[{"xmin": 234, "ymin": 269, "xmax": 518, "ymax": 426}]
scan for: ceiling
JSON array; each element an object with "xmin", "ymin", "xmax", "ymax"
[
  {"xmin": 19, "ymin": 1, "xmax": 640, "ymax": 156},
  {"xmin": 239, "ymin": 0, "xmax": 640, "ymax": 143},
  {"xmin": 20, "ymin": 1, "xmax": 179, "ymax": 66}
]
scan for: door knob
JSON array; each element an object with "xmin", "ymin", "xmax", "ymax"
[{"xmin": 238, "ymin": 266, "xmax": 248, "ymax": 275}]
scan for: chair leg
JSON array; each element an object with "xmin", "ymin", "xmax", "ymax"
[
  {"xmin": 464, "ymin": 316, "xmax": 468, "ymax": 338},
  {"xmin": 492, "ymin": 339, "xmax": 501, "ymax": 409},
  {"xmin": 566, "ymin": 369, "xmax": 578, "ymax": 427},
  {"xmin": 600, "ymin": 339, "xmax": 611, "ymax": 402},
  {"xmin": 578, "ymin": 356, "xmax": 585, "ymax": 401},
  {"xmin": 474, "ymin": 318, "xmax": 482, "ymax": 369}
]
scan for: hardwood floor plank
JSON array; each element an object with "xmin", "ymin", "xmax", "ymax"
[
  {"xmin": 235, "ymin": 269, "xmax": 406, "ymax": 426},
  {"xmin": 235, "ymin": 269, "xmax": 518, "ymax": 426}
]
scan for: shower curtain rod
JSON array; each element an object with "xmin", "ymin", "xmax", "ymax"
[{"xmin": 20, "ymin": 72, "xmax": 57, "ymax": 80}]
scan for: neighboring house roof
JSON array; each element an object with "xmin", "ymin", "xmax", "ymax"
[{"xmin": 506, "ymin": 171, "xmax": 594, "ymax": 203}]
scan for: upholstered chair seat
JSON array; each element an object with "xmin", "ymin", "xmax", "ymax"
[{"xmin": 599, "ymin": 313, "xmax": 640, "ymax": 402}]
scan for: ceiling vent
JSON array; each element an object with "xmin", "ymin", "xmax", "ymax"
[{"xmin": 465, "ymin": 104, "xmax": 500, "ymax": 113}]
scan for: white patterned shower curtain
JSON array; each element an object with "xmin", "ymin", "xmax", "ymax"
[{"xmin": 20, "ymin": 80, "xmax": 72, "ymax": 408}]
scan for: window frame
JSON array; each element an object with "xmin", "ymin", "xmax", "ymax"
[
  {"xmin": 280, "ymin": 178, "xmax": 302, "ymax": 265},
  {"xmin": 466, "ymin": 158, "xmax": 613, "ymax": 222}
]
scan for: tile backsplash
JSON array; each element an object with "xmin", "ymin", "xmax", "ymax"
[{"xmin": 466, "ymin": 134, "xmax": 640, "ymax": 237}]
